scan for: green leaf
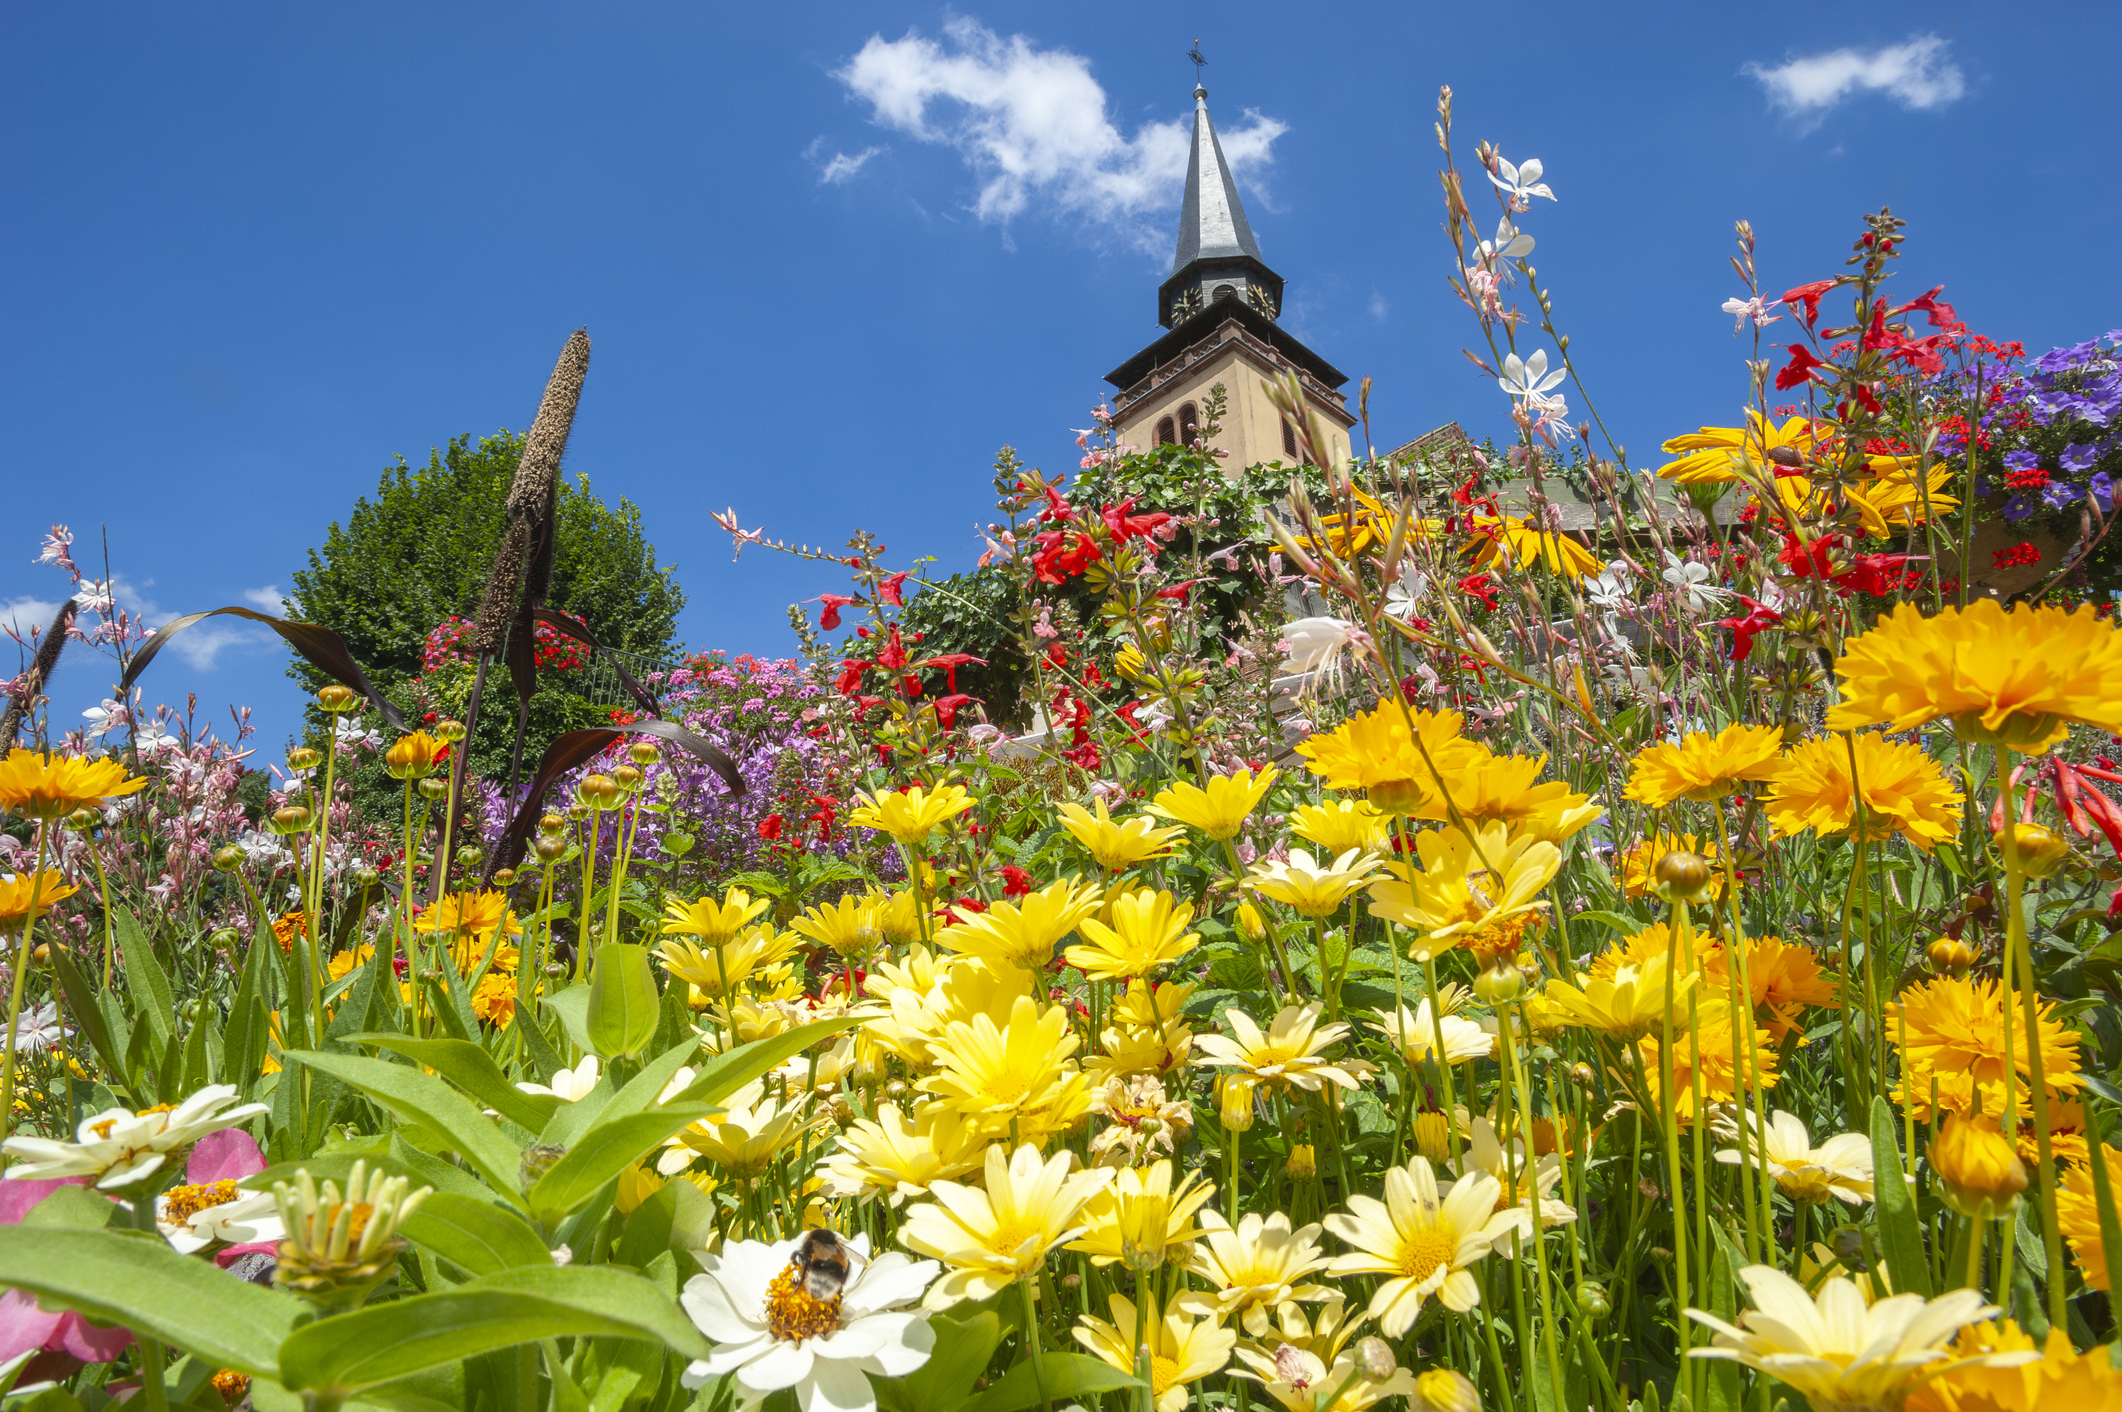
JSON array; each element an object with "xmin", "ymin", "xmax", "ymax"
[
  {"xmin": 595, "ymin": 1037, "xmax": 706, "ymax": 1126},
  {"xmin": 877, "ymin": 1310, "xmax": 1001, "ymax": 1412},
  {"xmin": 612, "ymin": 1173, "xmax": 717, "ymax": 1271},
  {"xmin": 401, "ymin": 1192, "xmax": 556, "ymax": 1275},
  {"xmin": 526, "ymin": 1106, "xmax": 713, "ymax": 1221},
  {"xmin": 542, "ymin": 984, "xmax": 595, "ymax": 1054},
  {"xmin": 350, "ymin": 1033, "xmax": 557, "ymax": 1133},
  {"xmin": 960, "ymin": 1353, "xmax": 1144, "ymax": 1412},
  {"xmin": 1869, "ymin": 1095, "xmax": 1933, "ymax": 1297},
  {"xmin": 283, "ymin": 1049, "xmax": 528, "ymax": 1206},
  {"xmin": 115, "ymin": 906, "xmax": 175, "ymax": 1046},
  {"xmin": 46, "ymin": 947, "xmax": 127, "ymax": 1097},
  {"xmin": 0, "ymin": 1226, "xmax": 295, "ymax": 1377},
  {"xmin": 19, "ymin": 1184, "xmax": 119, "ymax": 1229},
  {"xmin": 587, "ymin": 945, "xmax": 660, "ymax": 1060},
  {"xmin": 666, "ymin": 1016, "xmax": 866, "ymax": 1109}
]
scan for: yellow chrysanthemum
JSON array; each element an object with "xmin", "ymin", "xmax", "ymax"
[
  {"xmin": 1323, "ymin": 1156, "xmax": 1517, "ymax": 1335},
  {"xmin": 1064, "ymin": 888, "xmax": 1200, "ymax": 980},
  {"xmin": 471, "ymin": 971, "xmax": 531, "ymax": 1028},
  {"xmin": 1638, "ymin": 1003, "xmax": 1780, "ymax": 1122},
  {"xmin": 1292, "ymin": 703, "xmax": 1484, "ymax": 815},
  {"xmin": 1057, "ymin": 798, "xmax": 1185, "ymax": 871},
  {"xmin": 1244, "ymin": 848, "xmax": 1386, "ymax": 919},
  {"xmin": 413, "ymin": 890, "xmax": 521, "ymax": 940},
  {"xmin": 1826, "ymin": 600, "xmax": 2122, "ymax": 752},
  {"xmin": 1289, "ymin": 798, "xmax": 1391, "ymax": 854},
  {"xmin": 849, "ymin": 783, "xmax": 976, "ymax": 844},
  {"xmin": 918, "ymin": 994, "xmax": 1089, "ymax": 1144},
  {"xmin": 661, "ymin": 1082, "xmax": 814, "ymax": 1178},
  {"xmin": 1703, "ymin": 933, "xmax": 1841, "ymax": 1041},
  {"xmin": 1073, "ymin": 1293, "xmax": 1235, "ymax": 1412},
  {"xmin": 0, "ymin": 871, "xmax": 80, "ymax": 926},
  {"xmin": 787, "ymin": 893, "xmax": 886, "ymax": 957},
  {"xmin": 1618, "ymin": 833, "xmax": 1727, "ymax": 901},
  {"xmin": 662, "ymin": 887, "xmax": 772, "ymax": 943},
  {"xmin": 1889, "ymin": 975, "xmax": 2083, "ymax": 1121},
  {"xmin": 0, "ymin": 749, "xmax": 148, "ymax": 819},
  {"xmin": 1657, "ymin": 413, "xmax": 1817, "ymax": 485},
  {"xmin": 1764, "ymin": 732, "xmax": 1964, "ymax": 849},
  {"xmin": 1194, "ymin": 1003, "xmax": 1371, "ymax": 1096},
  {"xmin": 1066, "ymin": 1158, "xmax": 1215, "ymax": 1268},
  {"xmin": 1624, "ymin": 723, "xmax": 1786, "ymax": 807},
  {"xmin": 1366, "ymin": 822, "xmax": 1558, "ymax": 961},
  {"xmin": 2058, "ymin": 1144, "xmax": 2122, "ymax": 1292},
  {"xmin": 899, "ymin": 1142, "xmax": 1114, "ymax": 1307},
  {"xmin": 819, "ymin": 1100, "xmax": 991, "ymax": 1206},
  {"xmin": 655, "ymin": 927, "xmax": 798, "ymax": 998},
  {"xmin": 1146, "ymin": 767, "xmax": 1278, "ymax": 841},
  {"xmin": 1906, "ymin": 1319, "xmax": 2122, "ymax": 1412},
  {"xmin": 1419, "ymin": 747, "xmax": 1601, "ymax": 842},
  {"xmin": 1462, "ymin": 516, "xmax": 1602, "ymax": 581},
  {"xmin": 1189, "ymin": 1209, "xmax": 1333, "ymax": 1336},
  {"xmin": 942, "ymin": 879, "xmax": 1103, "ymax": 972},
  {"xmin": 1540, "ymin": 952, "xmax": 1699, "ymax": 1040}
]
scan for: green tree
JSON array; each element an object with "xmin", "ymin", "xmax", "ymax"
[{"xmin": 289, "ymin": 431, "xmax": 686, "ymax": 808}]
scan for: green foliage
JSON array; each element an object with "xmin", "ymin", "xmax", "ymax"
[{"xmin": 286, "ymin": 430, "xmax": 686, "ymax": 792}]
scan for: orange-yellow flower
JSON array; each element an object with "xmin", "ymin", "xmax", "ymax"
[
  {"xmin": 1889, "ymin": 975, "xmax": 2083, "ymax": 1121},
  {"xmin": 1657, "ymin": 413, "xmax": 1816, "ymax": 485},
  {"xmin": 0, "ymin": 749, "xmax": 148, "ymax": 819},
  {"xmin": 0, "ymin": 872, "xmax": 79, "ymax": 927},
  {"xmin": 383, "ymin": 731, "xmax": 449, "ymax": 781},
  {"xmin": 1763, "ymin": 732, "xmax": 1963, "ymax": 849},
  {"xmin": 1293, "ymin": 703, "xmax": 1484, "ymax": 815},
  {"xmin": 1618, "ymin": 834, "xmax": 1726, "ymax": 901},
  {"xmin": 1826, "ymin": 600, "xmax": 2122, "ymax": 753},
  {"xmin": 413, "ymin": 890, "xmax": 521, "ymax": 940},
  {"xmin": 2057, "ymin": 1144, "xmax": 2122, "ymax": 1291},
  {"xmin": 1623, "ymin": 724, "xmax": 1785, "ymax": 807}
]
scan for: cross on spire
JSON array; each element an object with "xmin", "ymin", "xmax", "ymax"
[{"xmin": 1186, "ymin": 37, "xmax": 1207, "ymax": 83}]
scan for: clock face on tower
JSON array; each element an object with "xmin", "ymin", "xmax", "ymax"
[
  {"xmin": 1247, "ymin": 283, "xmax": 1280, "ymax": 319},
  {"xmin": 1169, "ymin": 289, "xmax": 1203, "ymax": 323}
]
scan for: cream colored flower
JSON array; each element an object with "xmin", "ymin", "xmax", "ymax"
[
  {"xmin": 661, "ymin": 1081, "xmax": 815, "ymax": 1179},
  {"xmin": 1323, "ymin": 1157, "xmax": 1518, "ymax": 1335},
  {"xmin": 1194, "ymin": 1004, "xmax": 1373, "ymax": 1096},
  {"xmin": 1066, "ymin": 1159, "xmax": 1215, "ymax": 1269},
  {"xmin": 1187, "ymin": 1209, "xmax": 1333, "ymax": 1335},
  {"xmin": 1715, "ymin": 1109, "xmax": 1875, "ymax": 1207},
  {"xmin": 3, "ymin": 1084, "xmax": 268, "ymax": 1191},
  {"xmin": 1373, "ymin": 991, "xmax": 1493, "ymax": 1066},
  {"xmin": 1446, "ymin": 1117, "xmax": 1577, "ymax": 1256},
  {"xmin": 1245, "ymin": 848, "xmax": 1387, "ymax": 918},
  {"xmin": 898, "ymin": 1143, "xmax": 1113, "ymax": 1308},
  {"xmin": 820, "ymin": 1102, "xmax": 991, "ymax": 1206},
  {"xmin": 1074, "ymin": 1294, "xmax": 1235, "ymax": 1412},
  {"xmin": 1687, "ymin": 1266, "xmax": 2036, "ymax": 1412}
]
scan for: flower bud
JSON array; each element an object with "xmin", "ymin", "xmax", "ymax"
[
  {"xmin": 1217, "ymin": 1074, "xmax": 1256, "ymax": 1132},
  {"xmin": 577, "ymin": 774, "xmax": 623, "ymax": 810},
  {"xmin": 212, "ymin": 844, "xmax": 246, "ymax": 872},
  {"xmin": 1058, "ymin": 1272, "xmax": 1082, "ymax": 1292},
  {"xmin": 29, "ymin": 943, "xmax": 50, "ymax": 969},
  {"xmin": 417, "ymin": 777, "xmax": 449, "ymax": 800},
  {"xmin": 1654, "ymin": 850, "xmax": 1716, "ymax": 903},
  {"xmin": 1472, "ymin": 960, "xmax": 1525, "ymax": 1006},
  {"xmin": 1353, "ymin": 1337, "xmax": 1397, "ymax": 1382},
  {"xmin": 349, "ymin": 865, "xmax": 380, "ymax": 889},
  {"xmin": 1285, "ymin": 1144, "xmax": 1316, "ymax": 1179},
  {"xmin": 66, "ymin": 808, "xmax": 100, "ymax": 832},
  {"xmin": 209, "ymin": 927, "xmax": 241, "ymax": 951},
  {"xmin": 534, "ymin": 836, "xmax": 567, "ymax": 863},
  {"xmin": 434, "ymin": 719, "xmax": 467, "ymax": 744},
  {"xmin": 1412, "ymin": 1111, "xmax": 1452, "ymax": 1163},
  {"xmin": 1566, "ymin": 1062, "xmax": 1597, "ymax": 1089},
  {"xmin": 316, "ymin": 685, "xmax": 359, "ymax": 713},
  {"xmin": 270, "ymin": 805, "xmax": 313, "ymax": 835},
  {"xmin": 1927, "ymin": 936, "xmax": 1978, "ymax": 977},
  {"xmin": 1414, "ymin": 1370, "xmax": 1481, "ymax": 1412},
  {"xmin": 565, "ymin": 803, "xmax": 590, "ymax": 823},
  {"xmin": 1234, "ymin": 903, "xmax": 1266, "ymax": 943},
  {"xmin": 1367, "ymin": 777, "xmax": 1429, "ymax": 817},
  {"xmin": 2004, "ymin": 822, "xmax": 2070, "ymax": 879},
  {"xmin": 538, "ymin": 812, "xmax": 567, "ymax": 835},
  {"xmin": 287, "ymin": 747, "xmax": 322, "ymax": 772},
  {"xmin": 1930, "ymin": 1112, "xmax": 2028, "ymax": 1221},
  {"xmin": 612, "ymin": 765, "xmax": 644, "ymax": 792},
  {"xmin": 1577, "ymin": 1281, "xmax": 1611, "ymax": 1321},
  {"xmin": 628, "ymin": 742, "xmax": 660, "ymax": 766},
  {"xmin": 492, "ymin": 867, "xmax": 517, "ymax": 887},
  {"xmin": 454, "ymin": 845, "xmax": 482, "ymax": 869}
]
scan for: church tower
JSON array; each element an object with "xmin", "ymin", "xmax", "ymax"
[{"xmin": 1105, "ymin": 85, "xmax": 1356, "ymax": 472}]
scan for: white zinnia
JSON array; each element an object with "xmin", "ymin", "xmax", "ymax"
[
  {"xmin": 518, "ymin": 1055, "xmax": 601, "ymax": 1102},
  {"xmin": 156, "ymin": 1186, "xmax": 285, "ymax": 1255},
  {"xmin": 680, "ymin": 1233, "xmax": 937, "ymax": 1412},
  {"xmin": 2, "ymin": 1085, "xmax": 268, "ymax": 1191}
]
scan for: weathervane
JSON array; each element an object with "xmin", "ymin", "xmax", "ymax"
[{"xmin": 1186, "ymin": 37, "xmax": 1207, "ymax": 83}]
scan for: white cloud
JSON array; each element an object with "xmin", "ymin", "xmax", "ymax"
[
  {"xmin": 833, "ymin": 18, "xmax": 1287, "ymax": 247},
  {"xmin": 813, "ymin": 143, "xmax": 886, "ymax": 185},
  {"xmin": 241, "ymin": 584, "xmax": 285, "ymax": 612},
  {"xmin": 2, "ymin": 596, "xmax": 65, "ymax": 642},
  {"xmin": 1368, "ymin": 292, "xmax": 1389, "ymax": 321},
  {"xmin": 1745, "ymin": 34, "xmax": 1966, "ymax": 126}
]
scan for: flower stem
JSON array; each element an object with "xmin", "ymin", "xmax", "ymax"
[
  {"xmin": 0, "ymin": 821, "xmax": 52, "ymax": 1168},
  {"xmin": 1017, "ymin": 1277, "xmax": 1053, "ymax": 1412}
]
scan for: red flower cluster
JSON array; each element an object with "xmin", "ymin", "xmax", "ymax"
[
  {"xmin": 1992, "ymin": 541, "xmax": 2042, "ymax": 569},
  {"xmin": 421, "ymin": 616, "xmax": 588, "ymax": 676},
  {"xmin": 1025, "ymin": 483, "xmax": 1172, "ymax": 586}
]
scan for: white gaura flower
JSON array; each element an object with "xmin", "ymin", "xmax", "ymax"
[
  {"xmin": 1, "ymin": 1085, "xmax": 267, "ymax": 1191},
  {"xmin": 1383, "ymin": 568, "xmax": 1430, "ymax": 623},
  {"xmin": 1584, "ymin": 561, "xmax": 1635, "ymax": 612},
  {"xmin": 518, "ymin": 1055, "xmax": 600, "ymax": 1102},
  {"xmin": 6, "ymin": 1001, "xmax": 69, "ymax": 1055},
  {"xmin": 155, "ymin": 1181, "xmax": 285, "ymax": 1254},
  {"xmin": 680, "ymin": 1232, "xmax": 938, "ymax": 1412},
  {"xmin": 1281, "ymin": 618, "xmax": 1369, "ymax": 698},
  {"xmin": 1662, "ymin": 552, "xmax": 1733, "ymax": 613},
  {"xmin": 1721, "ymin": 295, "xmax": 1783, "ymax": 334},
  {"xmin": 1686, "ymin": 1267, "xmax": 2036, "ymax": 1412},
  {"xmin": 1499, "ymin": 350, "xmax": 1565, "ymax": 400},
  {"xmin": 1487, "ymin": 155, "xmax": 1556, "ymax": 208},
  {"xmin": 1476, "ymin": 217, "xmax": 1534, "ymax": 270}
]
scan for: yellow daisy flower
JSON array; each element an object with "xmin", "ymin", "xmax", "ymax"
[
  {"xmin": 0, "ymin": 748, "xmax": 148, "ymax": 819},
  {"xmin": 660, "ymin": 1081, "xmax": 814, "ymax": 1178},
  {"xmin": 1889, "ymin": 975, "xmax": 2082, "ymax": 1121},
  {"xmin": 942, "ymin": 878, "xmax": 1103, "ymax": 972},
  {"xmin": 1657, "ymin": 413, "xmax": 1817, "ymax": 484},
  {"xmin": 787, "ymin": 893, "xmax": 886, "ymax": 957},
  {"xmin": 1146, "ymin": 767, "xmax": 1278, "ymax": 841},
  {"xmin": 1638, "ymin": 1003, "xmax": 1780, "ymax": 1122},
  {"xmin": 414, "ymin": 890, "xmax": 521, "ymax": 940},
  {"xmin": 1057, "ymin": 798, "xmax": 1185, "ymax": 871},
  {"xmin": 2057, "ymin": 1144, "xmax": 2122, "ymax": 1291},
  {"xmin": 1073, "ymin": 1293, "xmax": 1235, "ymax": 1412},
  {"xmin": 1289, "ymin": 798, "xmax": 1391, "ymax": 854},
  {"xmin": 1188, "ymin": 1209, "xmax": 1333, "ymax": 1336},
  {"xmin": 1826, "ymin": 600, "xmax": 2122, "ymax": 753},
  {"xmin": 849, "ymin": 783, "xmax": 976, "ymax": 844},
  {"xmin": 1905, "ymin": 1320, "xmax": 2122, "ymax": 1412},
  {"xmin": 1323, "ymin": 1156, "xmax": 1516, "ymax": 1335},
  {"xmin": 1713, "ymin": 1109, "xmax": 1875, "ymax": 1207},
  {"xmin": 1064, "ymin": 888, "xmax": 1200, "ymax": 980},
  {"xmin": 1462, "ymin": 515, "xmax": 1602, "ymax": 580},
  {"xmin": 1066, "ymin": 1158, "xmax": 1215, "ymax": 1269},
  {"xmin": 1421, "ymin": 748, "xmax": 1602, "ymax": 842},
  {"xmin": 1244, "ymin": 848, "xmax": 1386, "ymax": 919},
  {"xmin": 918, "ymin": 995, "xmax": 1089, "ymax": 1144},
  {"xmin": 0, "ymin": 871, "xmax": 80, "ymax": 926},
  {"xmin": 898, "ymin": 1142, "xmax": 1113, "ymax": 1307},
  {"xmin": 1194, "ymin": 1003, "xmax": 1371, "ymax": 1096},
  {"xmin": 1539, "ymin": 952, "xmax": 1699, "ymax": 1040},
  {"xmin": 661, "ymin": 887, "xmax": 772, "ymax": 943},
  {"xmin": 1292, "ymin": 702, "xmax": 1484, "ymax": 816},
  {"xmin": 1618, "ymin": 834, "xmax": 1726, "ymax": 901},
  {"xmin": 819, "ymin": 1100, "xmax": 990, "ymax": 1206},
  {"xmin": 1624, "ymin": 723, "xmax": 1786, "ymax": 807},
  {"xmin": 1763, "ymin": 732, "xmax": 1963, "ymax": 848},
  {"xmin": 1366, "ymin": 822, "xmax": 1558, "ymax": 961}
]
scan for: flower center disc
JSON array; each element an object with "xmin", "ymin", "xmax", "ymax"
[
  {"xmin": 1397, "ymin": 1229, "xmax": 1455, "ymax": 1282},
  {"xmin": 764, "ymin": 1265, "xmax": 844, "ymax": 1342},
  {"xmin": 163, "ymin": 1179, "xmax": 240, "ymax": 1223}
]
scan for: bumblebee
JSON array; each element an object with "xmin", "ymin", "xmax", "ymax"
[{"xmin": 791, "ymin": 1228, "xmax": 852, "ymax": 1301}]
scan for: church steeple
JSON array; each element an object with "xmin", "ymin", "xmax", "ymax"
[{"xmin": 1158, "ymin": 86, "xmax": 1284, "ymax": 329}]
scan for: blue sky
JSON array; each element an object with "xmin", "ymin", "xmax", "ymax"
[{"xmin": 5, "ymin": 2, "xmax": 2118, "ymax": 755}]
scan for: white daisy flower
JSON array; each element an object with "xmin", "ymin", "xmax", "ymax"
[{"xmin": 1, "ymin": 1084, "xmax": 267, "ymax": 1191}]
